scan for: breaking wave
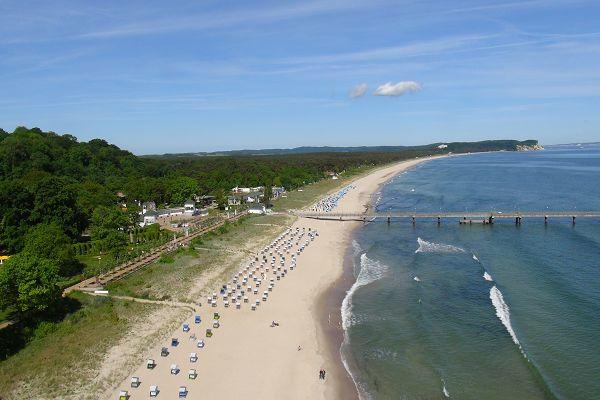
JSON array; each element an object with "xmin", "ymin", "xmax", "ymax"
[
  {"xmin": 340, "ymin": 252, "xmax": 388, "ymax": 400},
  {"xmin": 490, "ymin": 286, "xmax": 525, "ymax": 357},
  {"xmin": 483, "ymin": 271, "xmax": 493, "ymax": 282},
  {"xmin": 442, "ymin": 379, "xmax": 450, "ymax": 398},
  {"xmin": 413, "ymin": 276, "xmax": 421, "ymax": 282},
  {"xmin": 342, "ymin": 253, "xmax": 387, "ymax": 330},
  {"xmin": 472, "ymin": 254, "xmax": 479, "ymax": 262},
  {"xmin": 415, "ymin": 237, "xmax": 465, "ymax": 254}
]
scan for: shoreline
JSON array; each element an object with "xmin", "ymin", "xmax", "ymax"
[{"xmin": 319, "ymin": 155, "xmax": 444, "ymax": 399}]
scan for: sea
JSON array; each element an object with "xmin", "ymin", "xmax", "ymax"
[{"xmin": 341, "ymin": 144, "xmax": 600, "ymax": 400}]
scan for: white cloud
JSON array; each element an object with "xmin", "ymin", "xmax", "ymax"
[
  {"xmin": 349, "ymin": 83, "xmax": 368, "ymax": 98},
  {"xmin": 373, "ymin": 81, "xmax": 422, "ymax": 96}
]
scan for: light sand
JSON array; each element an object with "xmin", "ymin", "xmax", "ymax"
[{"xmin": 107, "ymin": 156, "xmax": 437, "ymax": 400}]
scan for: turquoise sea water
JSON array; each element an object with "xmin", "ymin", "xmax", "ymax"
[{"xmin": 342, "ymin": 145, "xmax": 600, "ymax": 400}]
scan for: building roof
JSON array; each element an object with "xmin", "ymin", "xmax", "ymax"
[{"xmin": 184, "ymin": 200, "xmax": 195, "ymax": 205}]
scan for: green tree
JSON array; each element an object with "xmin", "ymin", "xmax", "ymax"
[
  {"xmin": 167, "ymin": 176, "xmax": 199, "ymax": 205},
  {"xmin": 90, "ymin": 206, "xmax": 129, "ymax": 256},
  {"xmin": 22, "ymin": 223, "xmax": 82, "ymax": 276},
  {"xmin": 0, "ymin": 252, "xmax": 62, "ymax": 318},
  {"xmin": 214, "ymin": 188, "xmax": 227, "ymax": 210},
  {"xmin": 263, "ymin": 182, "xmax": 273, "ymax": 206}
]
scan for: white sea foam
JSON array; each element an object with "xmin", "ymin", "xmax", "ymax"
[
  {"xmin": 414, "ymin": 276, "xmax": 421, "ymax": 282},
  {"xmin": 442, "ymin": 379, "xmax": 450, "ymax": 398},
  {"xmin": 483, "ymin": 271, "xmax": 493, "ymax": 282},
  {"xmin": 341, "ymin": 252, "xmax": 387, "ymax": 400},
  {"xmin": 415, "ymin": 237, "xmax": 465, "ymax": 254},
  {"xmin": 341, "ymin": 253, "xmax": 387, "ymax": 330},
  {"xmin": 472, "ymin": 254, "xmax": 479, "ymax": 262},
  {"xmin": 490, "ymin": 286, "xmax": 525, "ymax": 356}
]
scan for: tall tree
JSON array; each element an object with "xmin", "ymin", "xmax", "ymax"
[
  {"xmin": 22, "ymin": 223, "xmax": 81, "ymax": 276},
  {"xmin": 0, "ymin": 252, "xmax": 62, "ymax": 318},
  {"xmin": 90, "ymin": 206, "xmax": 129, "ymax": 256},
  {"xmin": 263, "ymin": 182, "xmax": 273, "ymax": 206}
]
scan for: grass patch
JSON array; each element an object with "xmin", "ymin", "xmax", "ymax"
[
  {"xmin": 0, "ymin": 292, "xmax": 158, "ymax": 399},
  {"xmin": 106, "ymin": 213, "xmax": 294, "ymax": 302}
]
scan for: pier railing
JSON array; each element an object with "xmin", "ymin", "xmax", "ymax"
[{"xmin": 297, "ymin": 211, "xmax": 600, "ymax": 224}]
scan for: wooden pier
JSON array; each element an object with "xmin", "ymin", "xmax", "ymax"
[{"xmin": 297, "ymin": 211, "xmax": 600, "ymax": 225}]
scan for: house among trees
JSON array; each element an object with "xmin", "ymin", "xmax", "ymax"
[
  {"xmin": 141, "ymin": 210, "xmax": 158, "ymax": 227},
  {"xmin": 227, "ymin": 196, "xmax": 241, "ymax": 206},
  {"xmin": 142, "ymin": 201, "xmax": 157, "ymax": 214},
  {"xmin": 244, "ymin": 191, "xmax": 263, "ymax": 203},
  {"xmin": 196, "ymin": 195, "xmax": 216, "ymax": 207},
  {"xmin": 272, "ymin": 186, "xmax": 286, "ymax": 198}
]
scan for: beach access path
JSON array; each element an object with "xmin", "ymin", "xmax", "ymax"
[{"xmin": 106, "ymin": 156, "xmax": 439, "ymax": 400}]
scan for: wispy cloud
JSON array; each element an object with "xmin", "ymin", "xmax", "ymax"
[
  {"xmin": 74, "ymin": 0, "xmax": 382, "ymax": 40},
  {"xmin": 349, "ymin": 83, "xmax": 368, "ymax": 99},
  {"xmin": 373, "ymin": 81, "xmax": 422, "ymax": 96},
  {"xmin": 444, "ymin": 0, "xmax": 590, "ymax": 14}
]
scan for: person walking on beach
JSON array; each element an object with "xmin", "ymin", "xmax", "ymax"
[{"xmin": 319, "ymin": 368, "xmax": 326, "ymax": 380}]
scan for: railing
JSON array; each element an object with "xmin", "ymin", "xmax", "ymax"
[
  {"xmin": 64, "ymin": 211, "xmax": 248, "ymax": 294},
  {"xmin": 297, "ymin": 211, "xmax": 600, "ymax": 220}
]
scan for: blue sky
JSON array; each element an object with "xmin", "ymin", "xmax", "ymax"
[{"xmin": 1, "ymin": 0, "xmax": 599, "ymax": 154}]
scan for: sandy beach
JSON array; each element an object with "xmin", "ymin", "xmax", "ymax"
[{"xmin": 108, "ymin": 156, "xmax": 437, "ymax": 400}]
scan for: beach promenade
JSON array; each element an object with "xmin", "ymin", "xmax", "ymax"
[{"xmin": 107, "ymin": 156, "xmax": 436, "ymax": 400}]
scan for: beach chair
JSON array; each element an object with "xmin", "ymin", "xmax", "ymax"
[
  {"xmin": 118, "ymin": 390, "xmax": 129, "ymax": 400},
  {"xmin": 197, "ymin": 339, "xmax": 205, "ymax": 348},
  {"xmin": 130, "ymin": 376, "xmax": 140, "ymax": 388},
  {"xmin": 188, "ymin": 369, "xmax": 197, "ymax": 379},
  {"xmin": 178, "ymin": 386, "xmax": 188, "ymax": 398},
  {"xmin": 213, "ymin": 320, "xmax": 220, "ymax": 328},
  {"xmin": 236, "ymin": 303, "xmax": 241, "ymax": 309},
  {"xmin": 194, "ymin": 315, "xmax": 201, "ymax": 324},
  {"xmin": 213, "ymin": 312, "xmax": 220, "ymax": 320},
  {"xmin": 183, "ymin": 324, "xmax": 190, "ymax": 332},
  {"xmin": 171, "ymin": 338, "xmax": 179, "ymax": 347},
  {"xmin": 147, "ymin": 358, "xmax": 156, "ymax": 369},
  {"xmin": 170, "ymin": 363, "xmax": 179, "ymax": 375},
  {"xmin": 206, "ymin": 329, "xmax": 213, "ymax": 338},
  {"xmin": 149, "ymin": 385, "xmax": 159, "ymax": 397},
  {"xmin": 189, "ymin": 352, "xmax": 198, "ymax": 362},
  {"xmin": 161, "ymin": 347, "xmax": 169, "ymax": 356}
]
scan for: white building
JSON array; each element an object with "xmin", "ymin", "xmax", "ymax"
[
  {"xmin": 184, "ymin": 200, "xmax": 196, "ymax": 215},
  {"xmin": 248, "ymin": 204, "xmax": 266, "ymax": 214},
  {"xmin": 140, "ymin": 211, "xmax": 158, "ymax": 226}
]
